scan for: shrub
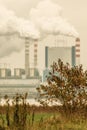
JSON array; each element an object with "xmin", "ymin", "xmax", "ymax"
[{"xmin": 37, "ymin": 59, "xmax": 87, "ymax": 112}]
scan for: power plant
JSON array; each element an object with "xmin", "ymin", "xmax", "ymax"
[
  {"xmin": 0, "ymin": 0, "xmax": 80, "ymax": 87},
  {"xmin": 0, "ymin": 36, "xmax": 40, "ymax": 87},
  {"xmin": 42, "ymin": 37, "xmax": 80, "ymax": 82},
  {"xmin": 0, "ymin": 37, "xmax": 80, "ymax": 81},
  {"xmin": 24, "ymin": 38, "xmax": 39, "ymax": 79},
  {"xmin": 0, "ymin": 0, "xmax": 82, "ymax": 104}
]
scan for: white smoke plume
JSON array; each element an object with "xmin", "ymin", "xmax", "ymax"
[
  {"xmin": 30, "ymin": 0, "xmax": 79, "ymax": 38},
  {"xmin": 0, "ymin": 36, "xmax": 24, "ymax": 58},
  {"xmin": 16, "ymin": 18, "xmax": 40, "ymax": 40},
  {"xmin": 0, "ymin": 5, "xmax": 18, "ymax": 35},
  {"xmin": 0, "ymin": 4, "xmax": 40, "ymax": 57},
  {"xmin": 0, "ymin": 5, "xmax": 40, "ymax": 39}
]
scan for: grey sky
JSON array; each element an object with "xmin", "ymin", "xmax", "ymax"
[{"xmin": 0, "ymin": 0, "xmax": 87, "ymax": 69}]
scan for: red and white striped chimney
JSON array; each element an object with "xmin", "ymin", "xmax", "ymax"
[
  {"xmin": 34, "ymin": 39, "xmax": 38, "ymax": 68},
  {"xmin": 75, "ymin": 38, "xmax": 80, "ymax": 66},
  {"xmin": 25, "ymin": 37, "xmax": 30, "ymax": 78}
]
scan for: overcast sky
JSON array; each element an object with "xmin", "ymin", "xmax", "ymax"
[{"xmin": 0, "ymin": 0, "xmax": 87, "ymax": 70}]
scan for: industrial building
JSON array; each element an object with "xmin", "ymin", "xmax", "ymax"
[
  {"xmin": 42, "ymin": 46, "xmax": 76, "ymax": 82},
  {"xmin": 14, "ymin": 68, "xmax": 25, "ymax": 79},
  {"xmin": 45, "ymin": 46, "xmax": 76, "ymax": 68},
  {"xmin": 42, "ymin": 38, "xmax": 80, "ymax": 82},
  {"xmin": 0, "ymin": 35, "xmax": 80, "ymax": 85},
  {"xmin": 0, "ymin": 68, "xmax": 11, "ymax": 79},
  {"xmin": 24, "ymin": 38, "xmax": 39, "ymax": 78},
  {"xmin": 0, "ymin": 38, "xmax": 40, "ymax": 93}
]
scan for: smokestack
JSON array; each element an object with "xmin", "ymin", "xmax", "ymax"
[
  {"xmin": 25, "ymin": 37, "xmax": 30, "ymax": 78},
  {"xmin": 34, "ymin": 39, "xmax": 38, "ymax": 68},
  {"xmin": 45, "ymin": 46, "xmax": 48, "ymax": 68},
  {"xmin": 75, "ymin": 38, "xmax": 80, "ymax": 66}
]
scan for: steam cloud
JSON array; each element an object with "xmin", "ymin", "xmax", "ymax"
[
  {"xmin": 0, "ymin": 4, "xmax": 40, "ymax": 57},
  {"xmin": 0, "ymin": 5, "xmax": 40, "ymax": 38},
  {"xmin": 0, "ymin": 5, "xmax": 17, "ymax": 35},
  {"xmin": 0, "ymin": 37, "xmax": 24, "ymax": 58},
  {"xmin": 30, "ymin": 0, "xmax": 79, "ymax": 38},
  {"xmin": 0, "ymin": 0, "xmax": 79, "ymax": 58},
  {"xmin": 16, "ymin": 18, "xmax": 40, "ymax": 39}
]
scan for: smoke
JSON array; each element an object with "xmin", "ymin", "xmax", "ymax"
[
  {"xmin": 0, "ymin": 4, "xmax": 40, "ymax": 58},
  {"xmin": 0, "ymin": 36, "xmax": 24, "ymax": 58},
  {"xmin": 30, "ymin": 0, "xmax": 62, "ymax": 18},
  {"xmin": 0, "ymin": 5, "xmax": 40, "ymax": 39},
  {"xmin": 30, "ymin": 0, "xmax": 79, "ymax": 38},
  {"xmin": 0, "ymin": 0, "xmax": 79, "ymax": 58},
  {"xmin": 0, "ymin": 5, "xmax": 18, "ymax": 35},
  {"xmin": 16, "ymin": 18, "xmax": 40, "ymax": 39}
]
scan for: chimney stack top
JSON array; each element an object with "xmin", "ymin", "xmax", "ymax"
[{"xmin": 76, "ymin": 37, "xmax": 80, "ymax": 42}]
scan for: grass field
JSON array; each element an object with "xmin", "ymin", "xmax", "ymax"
[
  {"xmin": 0, "ymin": 105, "xmax": 87, "ymax": 130},
  {"xmin": 29, "ymin": 112, "xmax": 87, "ymax": 130},
  {"xmin": 0, "ymin": 93, "xmax": 87, "ymax": 130}
]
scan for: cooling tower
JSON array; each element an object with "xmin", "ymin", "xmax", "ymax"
[
  {"xmin": 75, "ymin": 38, "xmax": 80, "ymax": 65},
  {"xmin": 25, "ymin": 37, "xmax": 30, "ymax": 78}
]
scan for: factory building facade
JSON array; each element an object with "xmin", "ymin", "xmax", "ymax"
[
  {"xmin": 45, "ymin": 46, "xmax": 76, "ymax": 68},
  {"xmin": 0, "ymin": 68, "xmax": 11, "ymax": 79},
  {"xmin": 42, "ymin": 38, "xmax": 80, "ymax": 82},
  {"xmin": 0, "ymin": 36, "xmax": 80, "ymax": 82},
  {"xmin": 14, "ymin": 68, "xmax": 25, "ymax": 79},
  {"xmin": 43, "ymin": 46, "xmax": 76, "ymax": 82},
  {"xmin": 0, "ymin": 68, "xmax": 40, "ymax": 79},
  {"xmin": 24, "ymin": 38, "xmax": 39, "ymax": 79}
]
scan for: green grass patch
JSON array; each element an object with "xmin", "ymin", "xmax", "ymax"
[{"xmin": 33, "ymin": 112, "xmax": 53, "ymax": 122}]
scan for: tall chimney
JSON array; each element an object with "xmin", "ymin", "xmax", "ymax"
[
  {"xmin": 25, "ymin": 37, "xmax": 30, "ymax": 78},
  {"xmin": 34, "ymin": 39, "xmax": 38, "ymax": 68},
  {"xmin": 75, "ymin": 38, "xmax": 80, "ymax": 66}
]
